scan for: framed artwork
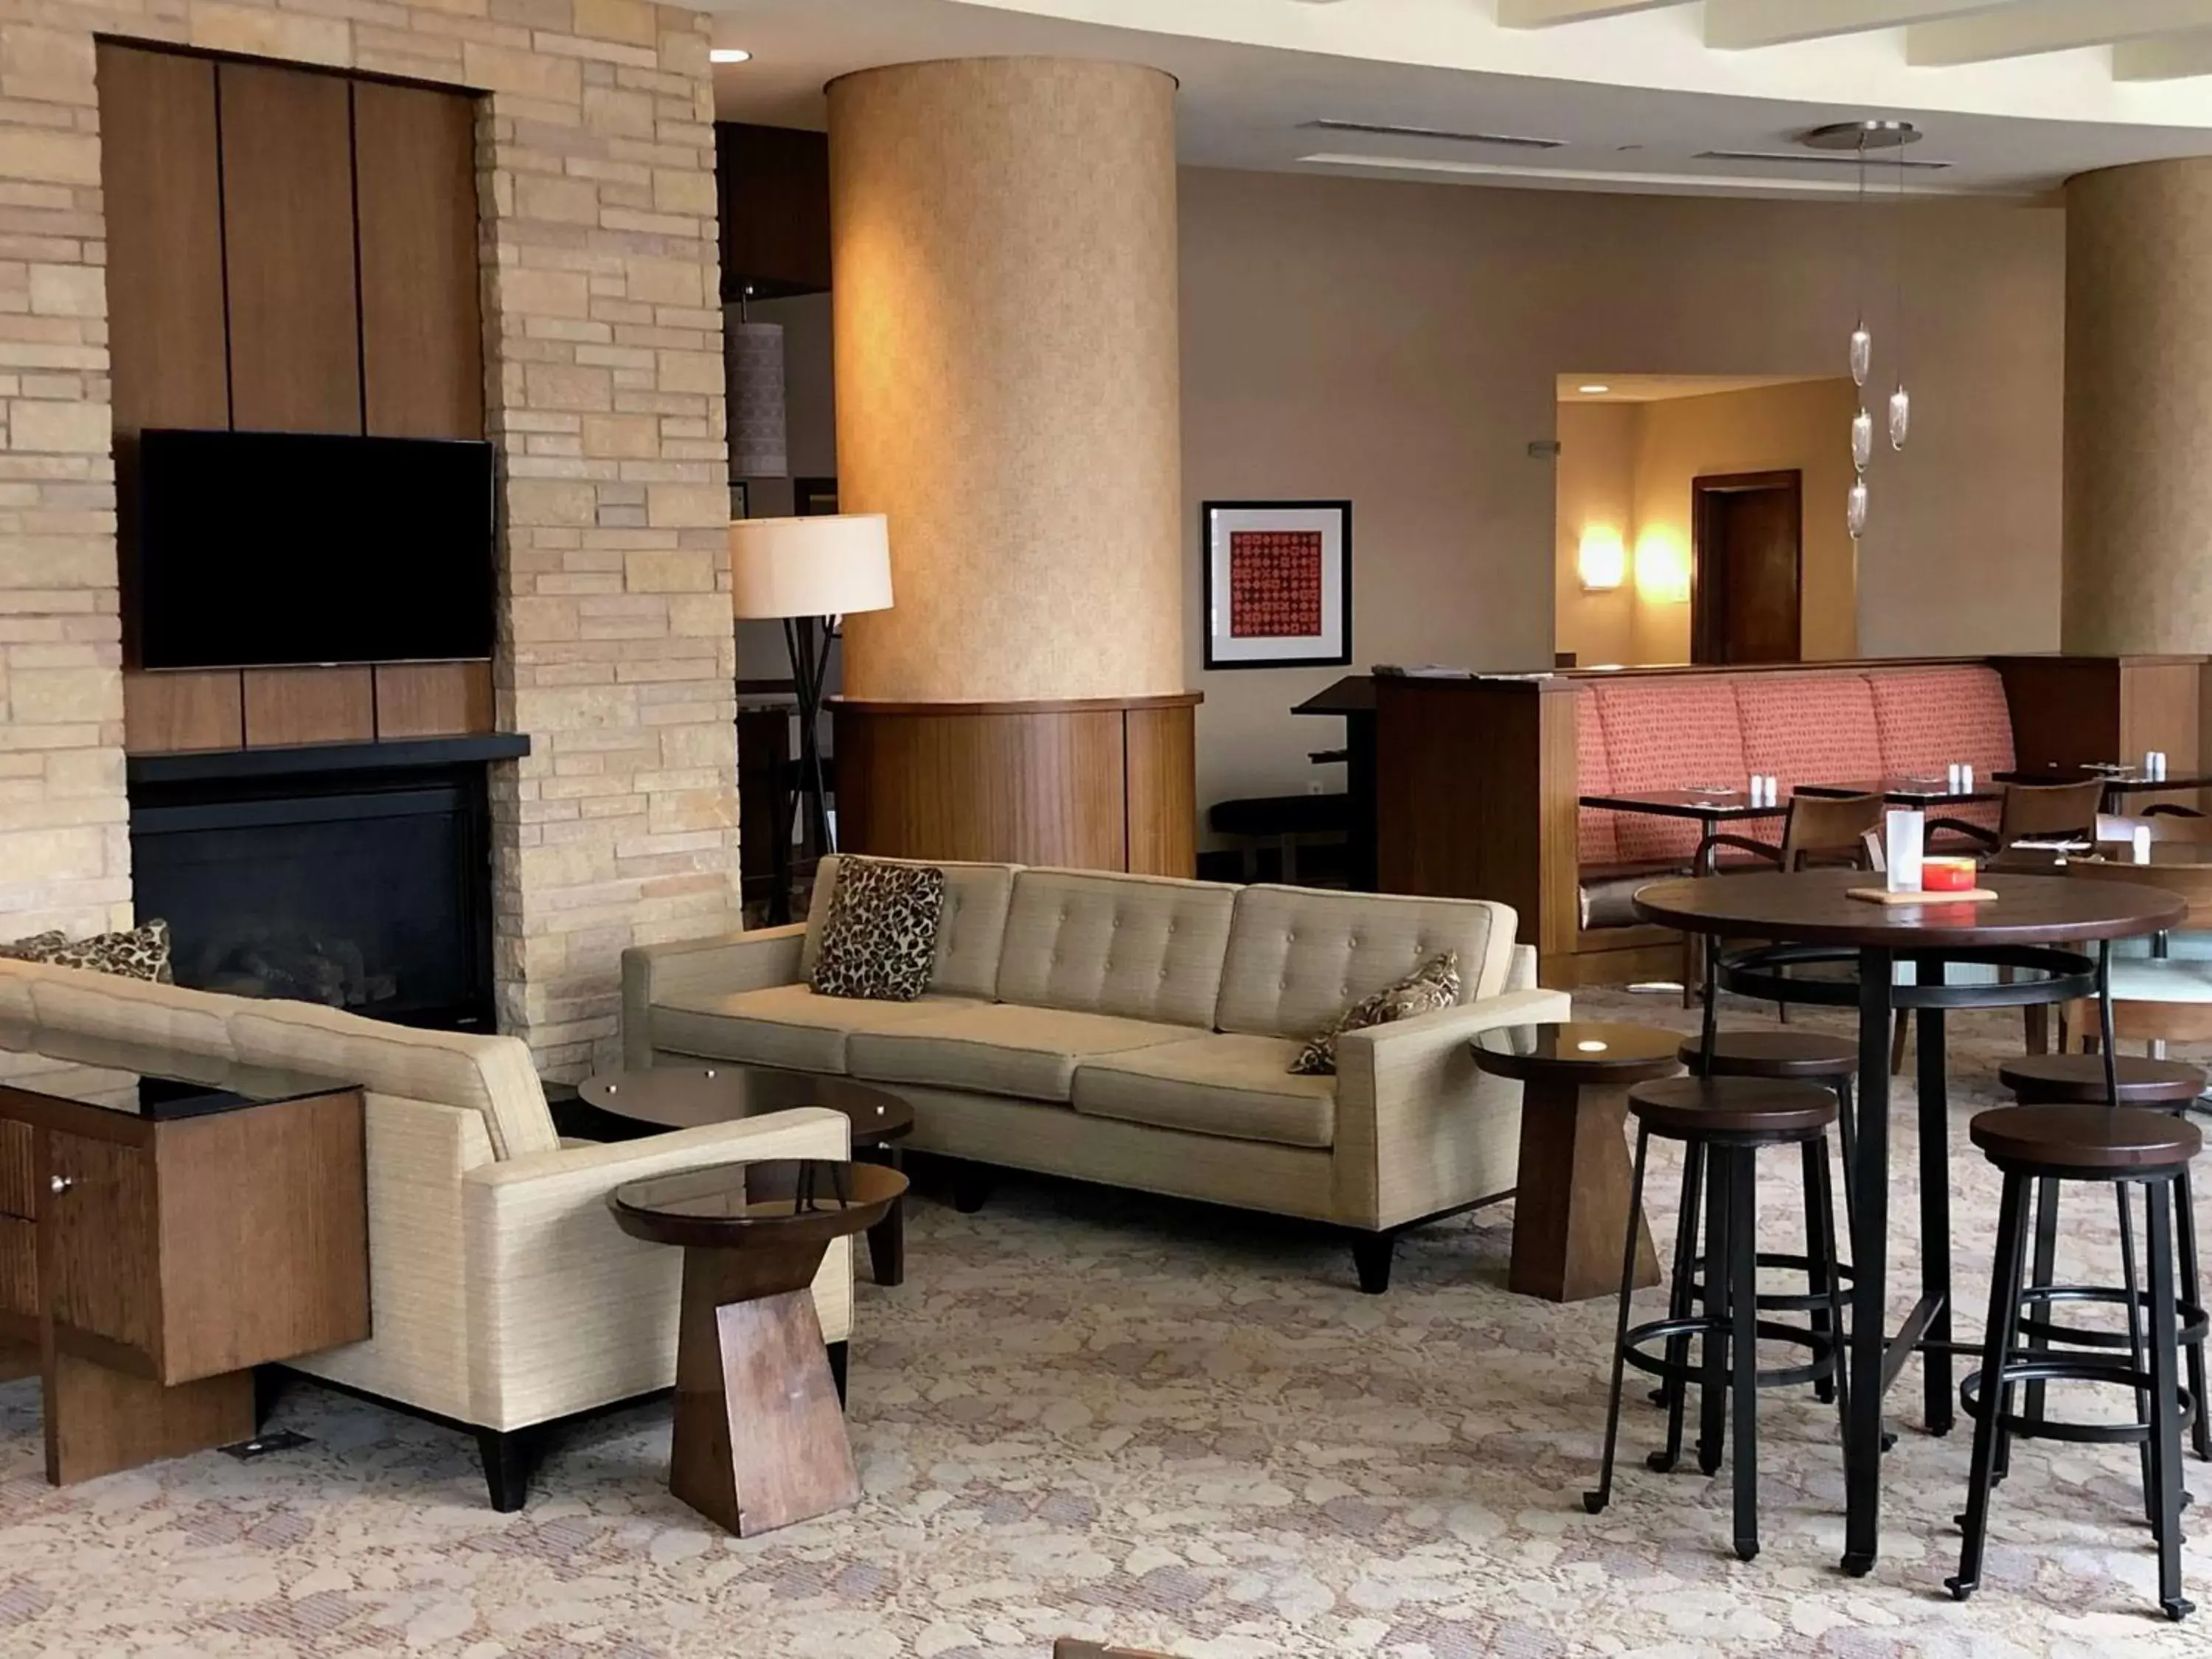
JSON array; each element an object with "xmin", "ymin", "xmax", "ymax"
[{"xmin": 1202, "ymin": 499, "xmax": 1352, "ymax": 669}]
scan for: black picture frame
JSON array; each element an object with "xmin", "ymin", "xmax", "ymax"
[{"xmin": 1200, "ymin": 498, "xmax": 1353, "ymax": 671}]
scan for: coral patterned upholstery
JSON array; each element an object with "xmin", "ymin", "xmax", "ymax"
[
  {"xmin": 1592, "ymin": 679, "xmax": 1749, "ymax": 864},
  {"xmin": 1574, "ymin": 689, "xmax": 1621, "ymax": 866},
  {"xmin": 1573, "ymin": 663, "xmax": 2023, "ymax": 915},
  {"xmin": 1868, "ymin": 665, "xmax": 2014, "ymax": 837}
]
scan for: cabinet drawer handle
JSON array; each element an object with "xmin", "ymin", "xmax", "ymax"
[{"xmin": 48, "ymin": 1175, "xmax": 72, "ymax": 1195}]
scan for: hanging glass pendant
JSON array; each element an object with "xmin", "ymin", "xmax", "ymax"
[
  {"xmin": 1889, "ymin": 383, "xmax": 1911, "ymax": 451},
  {"xmin": 1847, "ymin": 478, "xmax": 1869, "ymax": 540},
  {"xmin": 1850, "ymin": 322, "xmax": 1872, "ymax": 388},
  {"xmin": 1852, "ymin": 408, "xmax": 1874, "ymax": 472}
]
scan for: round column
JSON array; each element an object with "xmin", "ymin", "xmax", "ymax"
[
  {"xmin": 826, "ymin": 58, "xmax": 1194, "ymax": 872},
  {"xmin": 2063, "ymin": 159, "xmax": 2212, "ymax": 654}
]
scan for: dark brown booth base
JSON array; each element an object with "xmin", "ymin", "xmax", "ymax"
[{"xmin": 830, "ymin": 693, "xmax": 1200, "ymax": 875}]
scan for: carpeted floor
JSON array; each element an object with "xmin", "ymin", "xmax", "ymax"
[{"xmin": 2, "ymin": 990, "xmax": 2208, "ymax": 1658}]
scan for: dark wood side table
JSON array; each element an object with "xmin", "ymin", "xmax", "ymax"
[
  {"xmin": 0, "ymin": 1059, "xmax": 368, "ymax": 1485},
  {"xmin": 574, "ymin": 1065, "xmax": 915, "ymax": 1286},
  {"xmin": 608, "ymin": 1157, "xmax": 905, "ymax": 1536},
  {"xmin": 1472, "ymin": 1023, "xmax": 1681, "ymax": 1302}
]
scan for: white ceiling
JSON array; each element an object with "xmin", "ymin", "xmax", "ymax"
[
  {"xmin": 700, "ymin": 0, "xmax": 2212, "ymax": 199},
  {"xmin": 1556, "ymin": 373, "xmax": 1844, "ymax": 402}
]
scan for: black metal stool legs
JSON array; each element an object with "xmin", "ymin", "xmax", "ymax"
[
  {"xmin": 1586, "ymin": 1126, "xmax": 1652, "ymax": 1517},
  {"xmin": 2180, "ymin": 1165, "xmax": 2212, "ymax": 1463},
  {"xmin": 1949, "ymin": 1171, "xmax": 2032, "ymax": 1603},
  {"xmin": 2147, "ymin": 1179, "xmax": 2194, "ymax": 1621},
  {"xmin": 1727, "ymin": 1150, "xmax": 1761, "ymax": 1560},
  {"xmin": 1650, "ymin": 1139, "xmax": 1705, "ymax": 1472}
]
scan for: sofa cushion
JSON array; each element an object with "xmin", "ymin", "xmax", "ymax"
[
  {"xmin": 808, "ymin": 856, "xmax": 945, "ymax": 1002},
  {"xmin": 801, "ymin": 855, "xmax": 1018, "ymax": 1001},
  {"xmin": 995, "ymin": 869, "xmax": 1234, "ymax": 1027},
  {"xmin": 1592, "ymin": 679, "xmax": 1750, "ymax": 863},
  {"xmin": 1736, "ymin": 674, "xmax": 1884, "ymax": 793},
  {"xmin": 226, "ymin": 1001, "xmax": 558, "ymax": 1160},
  {"xmin": 1575, "ymin": 689, "xmax": 1621, "ymax": 867},
  {"xmin": 846, "ymin": 1004, "xmax": 1197, "ymax": 1102},
  {"xmin": 1868, "ymin": 665, "xmax": 2015, "ymax": 837},
  {"xmin": 1073, "ymin": 1033, "xmax": 1336, "ymax": 1149},
  {"xmin": 1215, "ymin": 884, "xmax": 1514, "ymax": 1038},
  {"xmin": 650, "ymin": 984, "xmax": 983, "ymax": 1074},
  {"xmin": 1290, "ymin": 950, "xmax": 1460, "ymax": 1076}
]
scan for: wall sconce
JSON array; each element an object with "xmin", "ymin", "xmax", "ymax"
[
  {"xmin": 1634, "ymin": 530, "xmax": 1691, "ymax": 605},
  {"xmin": 1576, "ymin": 527, "xmax": 1626, "ymax": 592}
]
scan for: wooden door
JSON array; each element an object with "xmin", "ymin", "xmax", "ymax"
[{"xmin": 1691, "ymin": 471, "xmax": 1802, "ymax": 665}]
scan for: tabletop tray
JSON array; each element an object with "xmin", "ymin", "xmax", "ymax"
[{"xmin": 1845, "ymin": 886, "xmax": 2000, "ymax": 906}]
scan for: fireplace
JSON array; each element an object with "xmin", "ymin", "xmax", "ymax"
[{"xmin": 129, "ymin": 745, "xmax": 509, "ymax": 1032}]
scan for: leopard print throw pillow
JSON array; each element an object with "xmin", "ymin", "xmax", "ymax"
[
  {"xmin": 0, "ymin": 918, "xmax": 173, "ymax": 984},
  {"xmin": 1289, "ymin": 950, "xmax": 1461, "ymax": 1077},
  {"xmin": 809, "ymin": 858, "xmax": 947, "ymax": 1002}
]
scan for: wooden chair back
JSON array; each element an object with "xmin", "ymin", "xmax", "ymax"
[
  {"xmin": 1780, "ymin": 793, "xmax": 1882, "ymax": 872},
  {"xmin": 1998, "ymin": 779, "xmax": 2107, "ymax": 845}
]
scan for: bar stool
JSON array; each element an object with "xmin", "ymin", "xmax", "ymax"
[
  {"xmin": 1586, "ymin": 1076, "xmax": 1848, "ymax": 1562},
  {"xmin": 1998, "ymin": 1053, "xmax": 2212, "ymax": 1462},
  {"xmin": 1949, "ymin": 1105, "xmax": 2205, "ymax": 1621},
  {"xmin": 1679, "ymin": 1030, "xmax": 1859, "ymax": 1401}
]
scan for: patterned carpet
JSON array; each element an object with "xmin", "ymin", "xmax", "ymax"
[{"xmin": 2, "ymin": 990, "xmax": 2208, "ymax": 1658}]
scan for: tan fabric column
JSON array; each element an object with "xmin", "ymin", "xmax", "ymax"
[
  {"xmin": 826, "ymin": 58, "xmax": 1194, "ymax": 873},
  {"xmin": 2063, "ymin": 159, "xmax": 2212, "ymax": 655}
]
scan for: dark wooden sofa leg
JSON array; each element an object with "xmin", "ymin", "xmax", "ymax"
[
  {"xmin": 477, "ymin": 1426, "xmax": 546, "ymax": 1513},
  {"xmin": 952, "ymin": 1162, "xmax": 995, "ymax": 1214},
  {"xmin": 827, "ymin": 1340, "xmax": 849, "ymax": 1408},
  {"xmin": 1352, "ymin": 1231, "xmax": 1398, "ymax": 1295}
]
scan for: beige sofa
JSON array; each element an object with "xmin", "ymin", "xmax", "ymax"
[
  {"xmin": 624, "ymin": 859, "xmax": 1568, "ymax": 1290},
  {"xmin": 0, "ymin": 954, "xmax": 852, "ymax": 1509}
]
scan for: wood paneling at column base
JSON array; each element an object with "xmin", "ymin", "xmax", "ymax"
[{"xmin": 831, "ymin": 695, "xmax": 1200, "ymax": 874}]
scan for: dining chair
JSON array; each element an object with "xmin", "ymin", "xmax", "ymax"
[
  {"xmin": 1933, "ymin": 778, "xmax": 2107, "ymax": 855},
  {"xmin": 1704, "ymin": 793, "xmax": 1885, "ymax": 1022},
  {"xmin": 2064, "ymin": 849, "xmax": 2212, "ymax": 1056}
]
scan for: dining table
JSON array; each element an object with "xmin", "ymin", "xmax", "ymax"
[
  {"xmin": 1575, "ymin": 788, "xmax": 1788, "ymax": 874},
  {"xmin": 1631, "ymin": 868, "xmax": 2185, "ymax": 1578}
]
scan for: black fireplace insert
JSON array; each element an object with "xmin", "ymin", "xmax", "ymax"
[{"xmin": 130, "ymin": 753, "xmax": 499, "ymax": 1032}]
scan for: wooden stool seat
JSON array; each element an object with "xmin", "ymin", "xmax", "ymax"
[
  {"xmin": 1997, "ymin": 1053, "xmax": 2207, "ymax": 1107},
  {"xmin": 1628, "ymin": 1077, "xmax": 1837, "ymax": 1141},
  {"xmin": 1679, "ymin": 1029, "xmax": 1857, "ymax": 1079},
  {"xmin": 1969, "ymin": 1104, "xmax": 2202, "ymax": 1174}
]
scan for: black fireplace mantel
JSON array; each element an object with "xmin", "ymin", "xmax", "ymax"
[{"xmin": 127, "ymin": 734, "xmax": 530, "ymax": 787}]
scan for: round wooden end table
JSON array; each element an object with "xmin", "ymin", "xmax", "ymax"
[
  {"xmin": 577, "ymin": 1066, "xmax": 915, "ymax": 1286},
  {"xmin": 1472, "ymin": 1021, "xmax": 1683, "ymax": 1303},
  {"xmin": 608, "ymin": 1156, "xmax": 905, "ymax": 1537}
]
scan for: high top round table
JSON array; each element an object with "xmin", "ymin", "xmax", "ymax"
[
  {"xmin": 608, "ymin": 1157, "xmax": 905, "ymax": 1537},
  {"xmin": 1634, "ymin": 868, "xmax": 2183, "ymax": 1579}
]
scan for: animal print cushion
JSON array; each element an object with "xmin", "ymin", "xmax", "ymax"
[
  {"xmin": 1290, "ymin": 951, "xmax": 1461, "ymax": 1077},
  {"xmin": 808, "ymin": 858, "xmax": 946, "ymax": 1002},
  {"xmin": 0, "ymin": 918, "xmax": 173, "ymax": 983}
]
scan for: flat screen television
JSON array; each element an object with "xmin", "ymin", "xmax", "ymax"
[{"xmin": 136, "ymin": 428, "xmax": 496, "ymax": 669}]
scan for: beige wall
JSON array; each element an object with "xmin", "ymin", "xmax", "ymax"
[
  {"xmin": 1180, "ymin": 167, "xmax": 2064, "ymax": 817},
  {"xmin": 1557, "ymin": 379, "xmax": 1861, "ymax": 666},
  {"xmin": 1554, "ymin": 403, "xmax": 1638, "ymax": 667},
  {"xmin": 0, "ymin": 0, "xmax": 737, "ymax": 1078}
]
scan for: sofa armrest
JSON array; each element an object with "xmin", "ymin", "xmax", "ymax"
[
  {"xmin": 459, "ymin": 1106, "xmax": 852, "ymax": 1430},
  {"xmin": 1329, "ymin": 987, "xmax": 1573, "ymax": 1230},
  {"xmin": 621, "ymin": 924, "xmax": 807, "ymax": 1067},
  {"xmin": 1503, "ymin": 945, "xmax": 1539, "ymax": 994}
]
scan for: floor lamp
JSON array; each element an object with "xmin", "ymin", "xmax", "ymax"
[{"xmin": 729, "ymin": 512, "xmax": 894, "ymax": 883}]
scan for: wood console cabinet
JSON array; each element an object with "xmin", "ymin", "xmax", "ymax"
[{"xmin": 0, "ymin": 1066, "xmax": 368, "ymax": 1485}]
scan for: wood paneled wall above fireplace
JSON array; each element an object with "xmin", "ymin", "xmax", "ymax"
[{"xmin": 102, "ymin": 42, "xmax": 489, "ymax": 751}]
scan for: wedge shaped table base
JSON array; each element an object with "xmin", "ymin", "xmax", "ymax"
[{"xmin": 610, "ymin": 1158, "xmax": 905, "ymax": 1537}]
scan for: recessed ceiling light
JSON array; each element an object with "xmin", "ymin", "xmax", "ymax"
[
  {"xmin": 1579, "ymin": 383, "xmax": 1611, "ymax": 394},
  {"xmin": 709, "ymin": 47, "xmax": 752, "ymax": 64}
]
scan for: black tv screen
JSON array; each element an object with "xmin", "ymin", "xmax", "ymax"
[{"xmin": 137, "ymin": 428, "xmax": 496, "ymax": 669}]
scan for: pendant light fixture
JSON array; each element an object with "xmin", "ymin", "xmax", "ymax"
[{"xmin": 1801, "ymin": 119, "xmax": 1919, "ymax": 544}]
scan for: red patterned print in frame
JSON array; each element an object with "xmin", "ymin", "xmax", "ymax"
[{"xmin": 1228, "ymin": 529, "xmax": 1324, "ymax": 638}]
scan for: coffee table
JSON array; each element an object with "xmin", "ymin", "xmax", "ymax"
[
  {"xmin": 576, "ymin": 1066, "xmax": 914, "ymax": 1285},
  {"xmin": 608, "ymin": 1157, "xmax": 905, "ymax": 1536}
]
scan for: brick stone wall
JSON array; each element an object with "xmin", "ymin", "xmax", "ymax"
[{"xmin": 0, "ymin": 0, "xmax": 739, "ymax": 1079}]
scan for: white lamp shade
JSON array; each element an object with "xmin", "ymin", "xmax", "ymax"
[{"xmin": 729, "ymin": 512, "xmax": 895, "ymax": 620}]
